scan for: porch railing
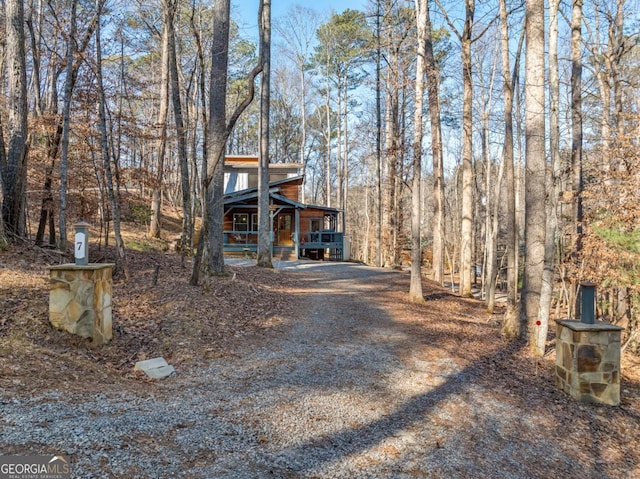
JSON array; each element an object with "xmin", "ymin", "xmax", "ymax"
[
  {"xmin": 223, "ymin": 231, "xmax": 258, "ymax": 250},
  {"xmin": 224, "ymin": 230, "xmax": 344, "ymax": 260},
  {"xmin": 300, "ymin": 231, "xmax": 344, "ymax": 261}
]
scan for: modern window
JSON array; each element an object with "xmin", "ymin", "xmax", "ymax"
[
  {"xmin": 310, "ymin": 218, "xmax": 322, "ymax": 232},
  {"xmin": 233, "ymin": 213, "xmax": 249, "ymax": 231}
]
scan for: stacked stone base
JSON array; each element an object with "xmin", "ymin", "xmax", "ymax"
[
  {"xmin": 555, "ymin": 320, "xmax": 623, "ymax": 406},
  {"xmin": 49, "ymin": 264, "xmax": 114, "ymax": 345}
]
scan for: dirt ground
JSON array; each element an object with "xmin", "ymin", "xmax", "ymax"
[{"xmin": 1, "ymin": 243, "xmax": 640, "ymax": 477}]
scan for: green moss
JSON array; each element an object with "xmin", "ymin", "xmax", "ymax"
[{"xmin": 125, "ymin": 238, "xmax": 167, "ymax": 253}]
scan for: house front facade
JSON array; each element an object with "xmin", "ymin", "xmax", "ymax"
[{"xmin": 223, "ymin": 156, "xmax": 344, "ymax": 261}]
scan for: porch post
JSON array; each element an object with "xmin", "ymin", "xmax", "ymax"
[
  {"xmin": 294, "ymin": 208, "xmax": 300, "ymax": 260},
  {"xmin": 269, "ymin": 209, "xmax": 275, "ymax": 260}
]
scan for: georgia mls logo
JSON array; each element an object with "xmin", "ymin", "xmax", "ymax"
[{"xmin": 0, "ymin": 455, "xmax": 70, "ymax": 479}]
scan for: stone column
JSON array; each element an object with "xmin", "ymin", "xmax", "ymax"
[
  {"xmin": 49, "ymin": 264, "xmax": 114, "ymax": 345},
  {"xmin": 555, "ymin": 320, "xmax": 624, "ymax": 406}
]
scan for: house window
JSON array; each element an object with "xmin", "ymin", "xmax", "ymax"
[
  {"xmin": 270, "ymin": 173, "xmax": 288, "ymax": 183},
  {"xmin": 278, "ymin": 214, "xmax": 292, "ymax": 231},
  {"xmin": 233, "ymin": 213, "xmax": 249, "ymax": 231},
  {"xmin": 310, "ymin": 218, "xmax": 322, "ymax": 232},
  {"xmin": 248, "ymin": 173, "xmax": 258, "ymax": 188},
  {"xmin": 251, "ymin": 213, "xmax": 258, "ymax": 231}
]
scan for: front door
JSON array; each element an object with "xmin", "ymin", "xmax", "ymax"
[{"xmin": 277, "ymin": 213, "xmax": 293, "ymax": 246}]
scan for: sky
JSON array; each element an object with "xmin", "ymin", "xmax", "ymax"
[{"xmin": 231, "ymin": 0, "xmax": 369, "ymax": 38}]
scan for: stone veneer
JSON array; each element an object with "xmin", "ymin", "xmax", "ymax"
[
  {"xmin": 49, "ymin": 264, "xmax": 114, "ymax": 345},
  {"xmin": 555, "ymin": 320, "xmax": 623, "ymax": 406}
]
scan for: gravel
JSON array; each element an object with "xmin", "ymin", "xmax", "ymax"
[{"xmin": 0, "ymin": 262, "xmax": 626, "ymax": 478}]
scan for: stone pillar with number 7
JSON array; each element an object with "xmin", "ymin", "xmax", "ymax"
[{"xmin": 48, "ymin": 222, "xmax": 114, "ymax": 344}]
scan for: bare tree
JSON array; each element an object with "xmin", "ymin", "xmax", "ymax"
[
  {"xmin": 58, "ymin": 0, "xmax": 78, "ymax": 251},
  {"xmin": 500, "ymin": 0, "xmax": 524, "ymax": 337},
  {"xmin": 571, "ymin": 0, "xmax": 584, "ymax": 261},
  {"xmin": 375, "ymin": 0, "xmax": 382, "ymax": 268},
  {"xmin": 458, "ymin": 0, "xmax": 475, "ymax": 297},
  {"xmin": 436, "ymin": 0, "xmax": 475, "ymax": 296},
  {"xmin": 275, "ymin": 6, "xmax": 319, "ymax": 204},
  {"xmin": 34, "ymin": 4, "xmax": 99, "ymax": 248},
  {"xmin": 2, "ymin": 0, "xmax": 29, "ymax": 237},
  {"xmin": 191, "ymin": 0, "xmax": 262, "ymax": 283},
  {"xmin": 521, "ymin": 0, "xmax": 547, "ymax": 355},
  {"xmin": 149, "ymin": 6, "xmax": 170, "ymax": 239},
  {"xmin": 166, "ymin": 0, "xmax": 192, "ymax": 264},
  {"xmin": 95, "ymin": 0, "xmax": 127, "ymax": 277},
  {"xmin": 537, "ymin": 0, "xmax": 562, "ymax": 353},
  {"xmin": 257, "ymin": 0, "xmax": 273, "ymax": 268},
  {"xmin": 425, "ymin": 0, "xmax": 445, "ymax": 285},
  {"xmin": 410, "ymin": 0, "xmax": 428, "ymax": 302},
  {"xmin": 0, "ymin": 168, "xmax": 5, "ymax": 246}
]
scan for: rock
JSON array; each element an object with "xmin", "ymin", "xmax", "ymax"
[{"xmin": 134, "ymin": 357, "xmax": 175, "ymax": 379}]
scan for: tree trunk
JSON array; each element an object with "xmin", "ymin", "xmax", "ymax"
[
  {"xmin": 410, "ymin": 0, "xmax": 428, "ymax": 302},
  {"xmin": 167, "ymin": 0, "xmax": 192, "ymax": 264},
  {"xmin": 96, "ymin": 0, "xmax": 127, "ymax": 278},
  {"xmin": 459, "ymin": 0, "xmax": 475, "ymax": 297},
  {"xmin": 499, "ymin": 0, "xmax": 523, "ymax": 338},
  {"xmin": 149, "ymin": 11, "xmax": 170, "ymax": 239},
  {"xmin": 58, "ymin": 0, "xmax": 78, "ymax": 252},
  {"xmin": 257, "ymin": 0, "xmax": 273, "ymax": 268},
  {"xmin": 299, "ymin": 63, "xmax": 308, "ymax": 204},
  {"xmin": 191, "ymin": 0, "xmax": 262, "ymax": 283},
  {"xmin": 571, "ymin": 0, "xmax": 584, "ymax": 259},
  {"xmin": 486, "ymin": 155, "xmax": 505, "ymax": 313},
  {"xmin": 0, "ymin": 168, "xmax": 5, "ymax": 246},
  {"xmin": 342, "ymin": 76, "xmax": 349, "ymax": 235},
  {"xmin": 537, "ymin": 0, "xmax": 562, "ymax": 354},
  {"xmin": 34, "ymin": 9, "xmax": 98, "ymax": 247},
  {"xmin": 324, "ymin": 40, "xmax": 332, "ymax": 208},
  {"xmin": 383, "ymin": 41, "xmax": 400, "ymax": 268},
  {"xmin": 522, "ymin": 0, "xmax": 547, "ymax": 356},
  {"xmin": 424, "ymin": 0, "xmax": 445, "ymax": 285},
  {"xmin": 375, "ymin": 0, "xmax": 382, "ymax": 268},
  {"xmin": 2, "ymin": 0, "xmax": 29, "ymax": 238}
]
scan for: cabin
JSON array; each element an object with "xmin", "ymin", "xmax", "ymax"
[{"xmin": 223, "ymin": 155, "xmax": 344, "ymax": 261}]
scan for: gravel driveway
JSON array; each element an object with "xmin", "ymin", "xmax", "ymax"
[{"xmin": 1, "ymin": 262, "xmax": 637, "ymax": 478}]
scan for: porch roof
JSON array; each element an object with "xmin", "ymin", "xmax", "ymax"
[
  {"xmin": 223, "ymin": 176, "xmax": 340, "ymax": 213},
  {"xmin": 224, "ymin": 175, "xmax": 304, "ymax": 200}
]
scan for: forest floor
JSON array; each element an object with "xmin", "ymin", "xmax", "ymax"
[{"xmin": 1, "ymin": 219, "xmax": 640, "ymax": 477}]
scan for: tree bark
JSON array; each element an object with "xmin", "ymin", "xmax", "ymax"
[
  {"xmin": 96, "ymin": 0, "xmax": 127, "ymax": 277},
  {"xmin": 459, "ymin": 0, "xmax": 475, "ymax": 297},
  {"xmin": 257, "ymin": 0, "xmax": 273, "ymax": 268},
  {"xmin": 499, "ymin": 0, "xmax": 524, "ymax": 337},
  {"xmin": 425, "ymin": 0, "xmax": 445, "ymax": 285},
  {"xmin": 537, "ymin": 0, "xmax": 562, "ymax": 354},
  {"xmin": 167, "ymin": 0, "xmax": 192, "ymax": 264},
  {"xmin": 149, "ymin": 10, "xmax": 170, "ymax": 239},
  {"xmin": 58, "ymin": 0, "xmax": 78, "ymax": 252},
  {"xmin": 522, "ymin": 0, "xmax": 547, "ymax": 355},
  {"xmin": 191, "ymin": 0, "xmax": 263, "ymax": 283},
  {"xmin": 383, "ymin": 37, "xmax": 400, "ymax": 269},
  {"xmin": 571, "ymin": 0, "xmax": 584, "ymax": 259},
  {"xmin": 2, "ymin": 0, "xmax": 29, "ymax": 237},
  {"xmin": 410, "ymin": 0, "xmax": 428, "ymax": 302},
  {"xmin": 375, "ymin": 0, "xmax": 382, "ymax": 268}
]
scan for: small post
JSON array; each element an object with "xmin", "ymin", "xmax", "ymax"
[
  {"xmin": 74, "ymin": 222, "xmax": 90, "ymax": 266},
  {"xmin": 580, "ymin": 281, "xmax": 596, "ymax": 324}
]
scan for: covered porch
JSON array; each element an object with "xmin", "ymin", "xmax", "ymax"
[{"xmin": 223, "ymin": 185, "xmax": 343, "ymax": 261}]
